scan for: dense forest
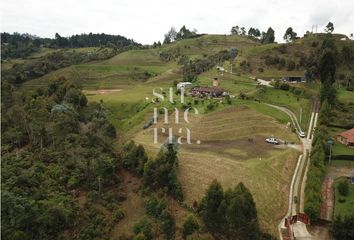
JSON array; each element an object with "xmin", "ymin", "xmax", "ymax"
[
  {"xmin": 1, "ymin": 77, "xmax": 121, "ymax": 239},
  {"xmin": 1, "ymin": 32, "xmax": 140, "ymax": 59},
  {"xmin": 1, "ymin": 32, "xmax": 143, "ymax": 85}
]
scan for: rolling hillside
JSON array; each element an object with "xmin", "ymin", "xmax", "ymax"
[{"xmin": 3, "ymin": 32, "xmax": 353, "ymax": 238}]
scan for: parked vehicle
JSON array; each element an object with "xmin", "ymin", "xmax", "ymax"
[
  {"xmin": 265, "ymin": 137, "xmax": 279, "ymax": 144},
  {"xmin": 298, "ymin": 131, "xmax": 306, "ymax": 138}
]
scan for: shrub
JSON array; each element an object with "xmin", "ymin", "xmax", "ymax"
[
  {"xmin": 133, "ymin": 218, "xmax": 154, "ymax": 240},
  {"xmin": 238, "ymin": 92, "xmax": 246, "ymax": 100},
  {"xmin": 333, "ymin": 215, "xmax": 354, "ymax": 240},
  {"xmin": 338, "ymin": 180, "xmax": 349, "ymax": 196},
  {"xmin": 206, "ymin": 103, "xmax": 215, "ymax": 111},
  {"xmin": 182, "ymin": 215, "xmax": 200, "ymax": 239},
  {"xmin": 113, "ymin": 208, "xmax": 125, "ymax": 223},
  {"xmin": 338, "ymin": 198, "xmax": 346, "ymax": 203},
  {"xmin": 280, "ymin": 83, "xmax": 290, "ymax": 91},
  {"xmin": 294, "ymin": 88, "xmax": 302, "ymax": 95}
]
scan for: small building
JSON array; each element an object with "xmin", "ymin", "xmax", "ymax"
[
  {"xmin": 282, "ymin": 76, "xmax": 306, "ymax": 83},
  {"xmin": 213, "ymin": 77, "xmax": 219, "ymax": 87},
  {"xmin": 177, "ymin": 82, "xmax": 192, "ymax": 90},
  {"xmin": 216, "ymin": 66, "xmax": 225, "ymax": 72},
  {"xmin": 190, "ymin": 87, "xmax": 225, "ymax": 98},
  {"xmin": 336, "ymin": 128, "xmax": 354, "ymax": 147}
]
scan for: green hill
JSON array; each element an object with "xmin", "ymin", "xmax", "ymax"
[{"xmin": 2, "ymin": 32, "xmax": 353, "ymax": 238}]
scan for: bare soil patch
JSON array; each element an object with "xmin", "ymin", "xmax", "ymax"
[{"xmin": 84, "ymin": 89, "xmax": 122, "ymax": 95}]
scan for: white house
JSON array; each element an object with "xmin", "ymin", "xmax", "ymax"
[{"xmin": 177, "ymin": 82, "xmax": 192, "ymax": 90}]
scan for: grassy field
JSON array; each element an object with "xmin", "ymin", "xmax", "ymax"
[
  {"xmin": 332, "ymin": 142, "xmax": 354, "ymax": 156},
  {"xmin": 334, "ymin": 178, "xmax": 354, "ymax": 218},
  {"xmin": 133, "ymin": 105, "xmax": 299, "ymax": 235},
  {"xmin": 330, "ymin": 160, "xmax": 354, "ymax": 167},
  {"xmin": 254, "ymin": 87, "xmax": 312, "ymax": 131}
]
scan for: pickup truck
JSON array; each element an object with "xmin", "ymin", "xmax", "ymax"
[{"xmin": 265, "ymin": 137, "xmax": 279, "ymax": 144}]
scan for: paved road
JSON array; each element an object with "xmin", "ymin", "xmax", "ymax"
[{"xmin": 267, "ymin": 101, "xmax": 320, "ymax": 240}]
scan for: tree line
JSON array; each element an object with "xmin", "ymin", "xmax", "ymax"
[
  {"xmin": 230, "ymin": 21, "xmax": 336, "ymax": 44},
  {"xmin": 1, "ymin": 32, "xmax": 140, "ymax": 59},
  {"xmin": 230, "ymin": 25, "xmax": 275, "ymax": 44},
  {"xmin": 304, "ymin": 33, "xmax": 337, "ymax": 221},
  {"xmin": 163, "ymin": 26, "xmax": 201, "ymax": 44},
  {"xmin": 2, "ymin": 48, "xmax": 118, "ymax": 85}
]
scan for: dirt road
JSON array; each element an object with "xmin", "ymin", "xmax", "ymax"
[{"xmin": 268, "ymin": 101, "xmax": 320, "ymax": 240}]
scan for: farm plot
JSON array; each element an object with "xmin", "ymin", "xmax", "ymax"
[{"xmin": 134, "ymin": 105, "xmax": 299, "ymax": 234}]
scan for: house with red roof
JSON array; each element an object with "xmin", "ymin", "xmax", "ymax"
[{"xmin": 336, "ymin": 128, "xmax": 354, "ymax": 148}]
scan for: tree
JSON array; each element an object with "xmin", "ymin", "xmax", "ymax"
[
  {"xmin": 341, "ymin": 46, "xmax": 354, "ymax": 64},
  {"xmin": 262, "ymin": 27, "xmax": 275, "ymax": 44},
  {"xmin": 325, "ymin": 22, "xmax": 334, "ymax": 33},
  {"xmin": 142, "ymin": 143, "xmax": 183, "ymax": 201},
  {"xmin": 163, "ymin": 27, "xmax": 177, "ymax": 44},
  {"xmin": 123, "ymin": 141, "xmax": 148, "ymax": 175},
  {"xmin": 319, "ymin": 35, "xmax": 337, "ymax": 104},
  {"xmin": 240, "ymin": 27, "xmax": 246, "ymax": 35},
  {"xmin": 283, "ymin": 27, "xmax": 298, "ymax": 42},
  {"xmin": 248, "ymin": 28, "xmax": 261, "ymax": 39},
  {"xmin": 182, "ymin": 215, "xmax": 200, "ymax": 239},
  {"xmin": 333, "ymin": 215, "xmax": 354, "ymax": 240},
  {"xmin": 231, "ymin": 26, "xmax": 240, "ymax": 35},
  {"xmin": 160, "ymin": 209, "xmax": 176, "ymax": 239},
  {"xmin": 338, "ymin": 180, "xmax": 349, "ymax": 196},
  {"xmin": 176, "ymin": 25, "xmax": 197, "ymax": 40},
  {"xmin": 224, "ymin": 183, "xmax": 260, "ymax": 239},
  {"xmin": 199, "ymin": 181, "xmax": 260, "ymax": 239},
  {"xmin": 199, "ymin": 180, "xmax": 224, "ymax": 231}
]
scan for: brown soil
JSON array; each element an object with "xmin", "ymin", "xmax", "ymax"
[{"xmin": 84, "ymin": 89, "xmax": 122, "ymax": 95}]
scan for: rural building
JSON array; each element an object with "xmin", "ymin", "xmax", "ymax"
[
  {"xmin": 216, "ymin": 66, "xmax": 225, "ymax": 72},
  {"xmin": 177, "ymin": 82, "xmax": 192, "ymax": 90},
  {"xmin": 282, "ymin": 76, "xmax": 306, "ymax": 82},
  {"xmin": 190, "ymin": 87, "xmax": 225, "ymax": 98},
  {"xmin": 336, "ymin": 128, "xmax": 354, "ymax": 147}
]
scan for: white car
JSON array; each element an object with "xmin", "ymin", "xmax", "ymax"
[
  {"xmin": 265, "ymin": 137, "xmax": 279, "ymax": 144},
  {"xmin": 299, "ymin": 131, "xmax": 306, "ymax": 138}
]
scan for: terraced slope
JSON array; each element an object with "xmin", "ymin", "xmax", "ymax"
[{"xmin": 134, "ymin": 105, "xmax": 299, "ymax": 234}]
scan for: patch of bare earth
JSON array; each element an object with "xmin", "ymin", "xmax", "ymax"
[{"xmin": 84, "ymin": 89, "xmax": 122, "ymax": 95}]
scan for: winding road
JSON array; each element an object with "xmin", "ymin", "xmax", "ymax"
[{"xmin": 266, "ymin": 100, "xmax": 320, "ymax": 240}]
